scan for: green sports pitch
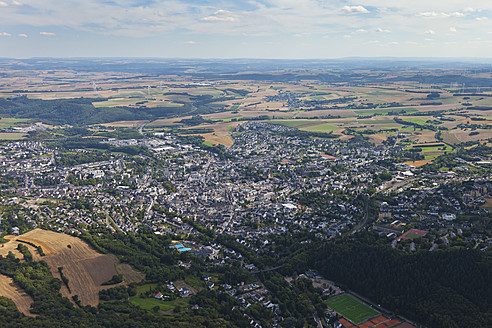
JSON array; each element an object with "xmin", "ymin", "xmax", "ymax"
[{"xmin": 326, "ymin": 294, "xmax": 379, "ymax": 324}]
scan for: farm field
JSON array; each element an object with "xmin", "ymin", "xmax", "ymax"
[
  {"xmin": 0, "ymin": 132, "xmax": 27, "ymax": 140},
  {"xmin": 1, "ymin": 229, "xmax": 143, "ymax": 308},
  {"xmin": 0, "ymin": 118, "xmax": 31, "ymax": 129},
  {"xmin": 0, "ymin": 274, "xmax": 34, "ymax": 316},
  {"xmin": 300, "ymin": 123, "xmax": 338, "ymax": 133},
  {"xmin": 326, "ymin": 293, "xmax": 379, "ymax": 324}
]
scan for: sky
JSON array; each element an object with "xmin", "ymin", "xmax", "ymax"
[{"xmin": 0, "ymin": 0, "xmax": 491, "ymax": 59}]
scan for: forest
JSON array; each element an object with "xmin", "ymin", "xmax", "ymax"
[
  {"xmin": 277, "ymin": 231, "xmax": 492, "ymax": 328},
  {"xmin": 0, "ymin": 96, "xmax": 191, "ymax": 125}
]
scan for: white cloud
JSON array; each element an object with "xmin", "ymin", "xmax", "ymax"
[
  {"xmin": 424, "ymin": 30, "xmax": 435, "ymax": 34},
  {"xmin": 341, "ymin": 6, "xmax": 369, "ymax": 14},
  {"xmin": 449, "ymin": 27, "xmax": 457, "ymax": 32},
  {"xmin": 447, "ymin": 12, "xmax": 465, "ymax": 17},
  {"xmin": 418, "ymin": 12, "xmax": 439, "ymax": 17},
  {"xmin": 418, "ymin": 11, "xmax": 465, "ymax": 18},
  {"xmin": 17, "ymin": 33, "xmax": 27, "ymax": 37},
  {"xmin": 184, "ymin": 40, "xmax": 195, "ymax": 44},
  {"xmin": 375, "ymin": 27, "xmax": 390, "ymax": 33},
  {"xmin": 11, "ymin": 0, "xmax": 22, "ymax": 6},
  {"xmin": 0, "ymin": 0, "xmax": 490, "ymax": 58},
  {"xmin": 388, "ymin": 41, "xmax": 399, "ymax": 45},
  {"xmin": 294, "ymin": 32, "xmax": 310, "ymax": 37},
  {"xmin": 441, "ymin": 11, "xmax": 465, "ymax": 17},
  {"xmin": 0, "ymin": 32, "xmax": 11, "ymax": 36},
  {"xmin": 40, "ymin": 31, "xmax": 55, "ymax": 36},
  {"xmin": 202, "ymin": 10, "xmax": 237, "ymax": 22},
  {"xmin": 476, "ymin": 17, "xmax": 488, "ymax": 21}
]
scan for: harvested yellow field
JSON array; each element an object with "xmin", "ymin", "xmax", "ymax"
[
  {"xmin": 183, "ymin": 122, "xmax": 241, "ymax": 147},
  {"xmin": 101, "ymin": 120, "xmax": 149, "ymax": 128},
  {"xmin": 481, "ymin": 198, "xmax": 492, "ymax": 210},
  {"xmin": 403, "ymin": 160, "xmax": 433, "ymax": 167},
  {"xmin": 107, "ymin": 254, "xmax": 145, "ymax": 283},
  {"xmin": 3, "ymin": 229, "xmax": 143, "ymax": 308},
  {"xmin": 368, "ymin": 133, "xmax": 391, "ymax": 146},
  {"xmin": 147, "ymin": 117, "xmax": 185, "ymax": 126},
  {"xmin": 0, "ymin": 275, "xmax": 35, "ymax": 316},
  {"xmin": 448, "ymin": 129, "xmax": 492, "ymax": 143}
]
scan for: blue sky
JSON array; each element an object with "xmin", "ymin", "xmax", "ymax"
[{"xmin": 0, "ymin": 0, "xmax": 491, "ymax": 58}]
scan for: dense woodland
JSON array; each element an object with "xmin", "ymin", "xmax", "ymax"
[
  {"xmin": 0, "ymin": 93, "xmax": 239, "ymax": 125},
  {"xmin": 276, "ymin": 231, "xmax": 492, "ymax": 328},
  {"xmin": 0, "ymin": 96, "xmax": 191, "ymax": 125}
]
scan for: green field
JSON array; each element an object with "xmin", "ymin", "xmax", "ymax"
[
  {"xmin": 0, "ymin": 118, "xmax": 30, "ymax": 129},
  {"xmin": 355, "ymin": 108, "xmax": 418, "ymax": 116},
  {"xmin": 302, "ymin": 123, "xmax": 338, "ymax": 133},
  {"xmin": 425, "ymin": 154, "xmax": 441, "ymax": 160},
  {"xmin": 269, "ymin": 120, "xmax": 316, "ymax": 128},
  {"xmin": 130, "ymin": 296, "xmax": 190, "ymax": 313},
  {"xmin": 404, "ymin": 232, "xmax": 425, "ymax": 239},
  {"xmin": 130, "ymin": 283, "xmax": 191, "ymax": 313},
  {"xmin": 0, "ymin": 132, "xmax": 26, "ymax": 140},
  {"xmin": 403, "ymin": 117, "xmax": 430, "ymax": 125},
  {"xmin": 326, "ymin": 294, "xmax": 378, "ymax": 324},
  {"xmin": 358, "ymin": 119, "xmax": 396, "ymax": 124}
]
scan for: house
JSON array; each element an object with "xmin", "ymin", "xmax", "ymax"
[
  {"xmin": 179, "ymin": 287, "xmax": 190, "ymax": 297},
  {"xmin": 442, "ymin": 213, "xmax": 456, "ymax": 221},
  {"xmin": 154, "ymin": 292, "xmax": 163, "ymax": 300}
]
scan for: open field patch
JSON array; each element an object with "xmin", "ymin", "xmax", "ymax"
[
  {"xmin": 355, "ymin": 107, "xmax": 418, "ymax": 116},
  {"xmin": 403, "ymin": 160, "xmax": 433, "ymax": 167},
  {"xmin": 368, "ymin": 133, "xmax": 391, "ymax": 146},
  {"xmin": 444, "ymin": 129, "xmax": 492, "ymax": 144},
  {"xmin": 301, "ymin": 123, "xmax": 338, "ymax": 133},
  {"xmin": 269, "ymin": 120, "xmax": 320, "ymax": 128},
  {"xmin": 182, "ymin": 121, "xmax": 241, "ymax": 147},
  {"xmin": 0, "ymin": 118, "xmax": 31, "ymax": 129},
  {"xmin": 130, "ymin": 295, "xmax": 190, "ymax": 313},
  {"xmin": 101, "ymin": 120, "xmax": 149, "ymax": 128},
  {"xmin": 0, "ymin": 133, "xmax": 27, "ymax": 140}
]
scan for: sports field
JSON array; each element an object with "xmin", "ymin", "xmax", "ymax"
[
  {"xmin": 326, "ymin": 294, "xmax": 379, "ymax": 324},
  {"xmin": 397, "ymin": 229, "xmax": 428, "ymax": 241}
]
